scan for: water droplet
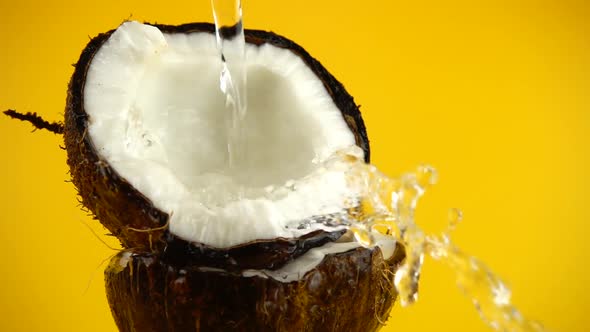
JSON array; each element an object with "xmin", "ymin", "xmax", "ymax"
[
  {"xmin": 416, "ymin": 164, "xmax": 438, "ymax": 188},
  {"xmin": 447, "ymin": 208, "xmax": 464, "ymax": 232}
]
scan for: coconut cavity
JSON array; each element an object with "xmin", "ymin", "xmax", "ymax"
[{"xmin": 84, "ymin": 22, "xmax": 359, "ymax": 247}]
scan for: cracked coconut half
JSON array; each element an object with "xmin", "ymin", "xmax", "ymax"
[{"xmin": 60, "ymin": 21, "xmax": 405, "ymax": 331}]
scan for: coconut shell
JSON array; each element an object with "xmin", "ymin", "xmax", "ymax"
[
  {"xmin": 106, "ymin": 245, "xmax": 404, "ymax": 332},
  {"xmin": 64, "ymin": 23, "xmax": 370, "ymax": 255},
  {"xmin": 64, "ymin": 22, "xmax": 400, "ymax": 331}
]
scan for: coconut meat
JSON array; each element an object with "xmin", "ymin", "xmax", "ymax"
[
  {"xmin": 242, "ymin": 241, "xmax": 362, "ymax": 282},
  {"xmin": 243, "ymin": 232, "xmax": 396, "ymax": 282},
  {"xmin": 84, "ymin": 21, "xmax": 361, "ymax": 248}
]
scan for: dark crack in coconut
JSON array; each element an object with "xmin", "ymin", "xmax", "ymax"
[{"xmin": 63, "ymin": 21, "xmax": 404, "ymax": 331}]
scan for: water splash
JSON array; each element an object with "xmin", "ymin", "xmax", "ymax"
[{"xmin": 305, "ymin": 147, "xmax": 547, "ymax": 331}]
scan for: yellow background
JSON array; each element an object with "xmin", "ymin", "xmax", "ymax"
[{"xmin": 0, "ymin": 0, "xmax": 588, "ymax": 331}]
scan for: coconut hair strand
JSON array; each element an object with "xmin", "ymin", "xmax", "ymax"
[{"xmin": 4, "ymin": 109, "xmax": 64, "ymax": 134}]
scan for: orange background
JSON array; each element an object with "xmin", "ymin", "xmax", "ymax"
[{"xmin": 0, "ymin": 1, "xmax": 588, "ymax": 331}]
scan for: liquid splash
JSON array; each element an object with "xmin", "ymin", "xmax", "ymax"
[{"xmin": 315, "ymin": 147, "xmax": 547, "ymax": 332}]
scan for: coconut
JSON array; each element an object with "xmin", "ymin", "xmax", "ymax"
[
  {"xmin": 58, "ymin": 21, "xmax": 404, "ymax": 331},
  {"xmin": 106, "ymin": 245, "xmax": 405, "ymax": 332}
]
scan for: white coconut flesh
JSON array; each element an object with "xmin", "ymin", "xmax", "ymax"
[
  {"xmin": 84, "ymin": 22, "xmax": 380, "ymax": 256},
  {"xmin": 243, "ymin": 233, "xmax": 396, "ymax": 282}
]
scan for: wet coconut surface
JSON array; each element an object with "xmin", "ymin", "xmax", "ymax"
[
  {"xmin": 106, "ymin": 246, "xmax": 405, "ymax": 332},
  {"xmin": 60, "ymin": 22, "xmax": 405, "ymax": 331}
]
